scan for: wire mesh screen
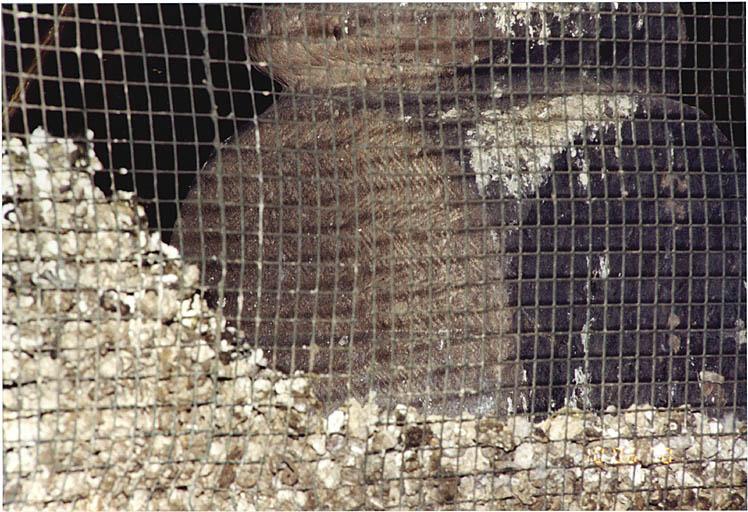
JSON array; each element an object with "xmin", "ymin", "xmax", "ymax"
[{"xmin": 2, "ymin": 3, "xmax": 746, "ymax": 510}]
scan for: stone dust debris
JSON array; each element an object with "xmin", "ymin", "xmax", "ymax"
[
  {"xmin": 468, "ymin": 93, "xmax": 636, "ymax": 197},
  {"xmin": 2, "ymin": 131, "xmax": 746, "ymax": 510}
]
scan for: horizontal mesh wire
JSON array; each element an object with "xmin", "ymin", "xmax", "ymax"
[{"xmin": 2, "ymin": 3, "xmax": 746, "ymax": 510}]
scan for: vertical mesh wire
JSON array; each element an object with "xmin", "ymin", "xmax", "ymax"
[{"xmin": 2, "ymin": 3, "xmax": 746, "ymax": 510}]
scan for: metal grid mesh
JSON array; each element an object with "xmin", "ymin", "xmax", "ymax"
[{"xmin": 2, "ymin": 3, "xmax": 746, "ymax": 510}]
